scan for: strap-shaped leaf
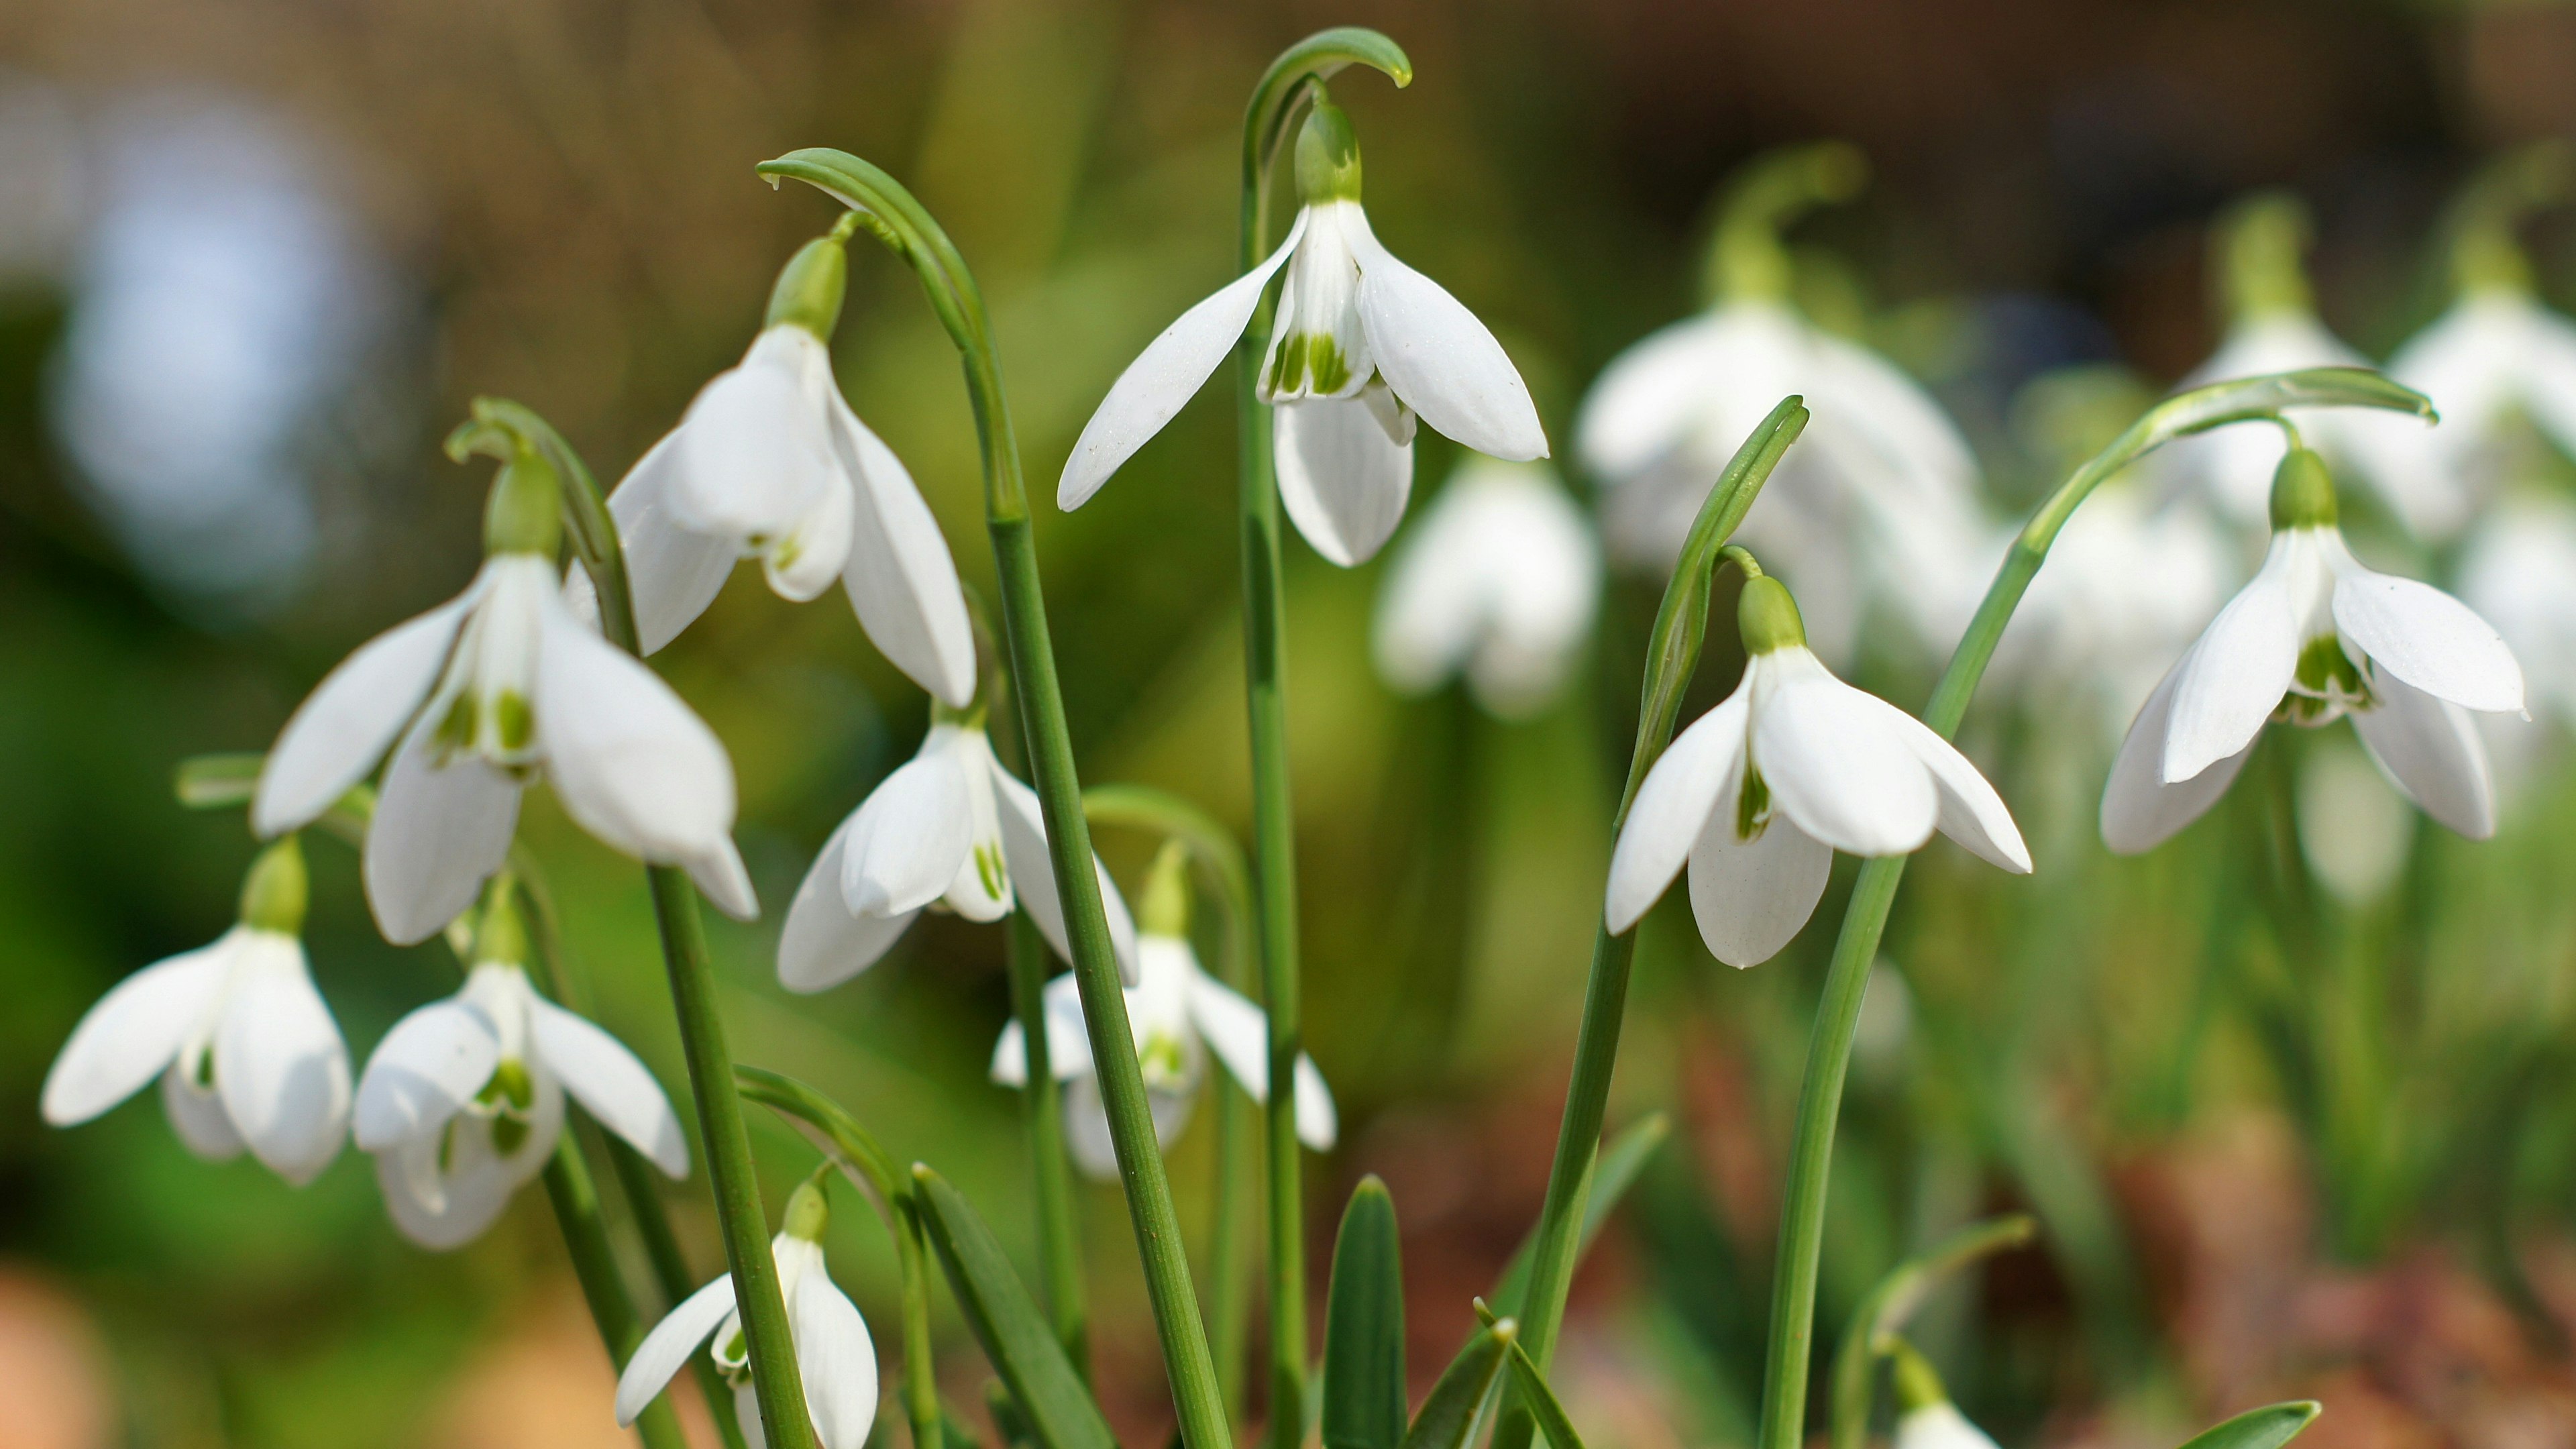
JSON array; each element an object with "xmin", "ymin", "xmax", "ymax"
[
  {"xmin": 1470, "ymin": 1299, "xmax": 1586, "ymax": 1449},
  {"xmin": 1491, "ymin": 1114, "xmax": 1670, "ymax": 1316},
  {"xmin": 912, "ymin": 1165, "xmax": 1118, "ymax": 1449},
  {"xmin": 737, "ymin": 1066, "xmax": 907, "ymax": 1213},
  {"xmin": 2175, "ymin": 1403, "xmax": 2322, "ymax": 1449},
  {"xmin": 1399, "ymin": 1318, "xmax": 1515, "ymax": 1449},
  {"xmin": 1827, "ymin": 1216, "xmax": 2035, "ymax": 1449},
  {"xmin": 1323, "ymin": 1177, "xmax": 1406, "ymax": 1449}
]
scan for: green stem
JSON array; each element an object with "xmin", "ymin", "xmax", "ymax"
[
  {"xmin": 753, "ymin": 148, "xmax": 1233, "ymax": 1449},
  {"xmin": 1749, "ymin": 368, "xmax": 2438, "ymax": 1449},
  {"xmin": 1007, "ymin": 906, "xmax": 1091, "ymax": 1375},
  {"xmin": 1234, "ymin": 36, "xmax": 1411, "ymax": 1445},
  {"xmin": 543, "ymin": 1139, "xmax": 692, "ymax": 1449},
  {"xmin": 896, "ymin": 1195, "xmax": 945, "ymax": 1449},
  {"xmin": 470, "ymin": 396, "xmax": 813, "ymax": 1448}
]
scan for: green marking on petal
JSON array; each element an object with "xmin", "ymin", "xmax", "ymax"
[
  {"xmin": 1140, "ymin": 1032, "xmax": 1190, "ymax": 1089},
  {"xmin": 482, "ymin": 1058, "xmax": 535, "ymax": 1113},
  {"xmin": 2284, "ymin": 634, "xmax": 2371, "ymax": 724},
  {"xmin": 1735, "ymin": 766, "xmax": 1773, "ymax": 843},
  {"xmin": 975, "ymin": 842, "xmax": 1007, "ymax": 902},
  {"xmin": 490, "ymin": 1113, "xmax": 529, "ymax": 1157},
  {"xmin": 436, "ymin": 688, "xmax": 480, "ymax": 751},
  {"xmin": 492, "ymin": 691, "xmax": 534, "ymax": 754}
]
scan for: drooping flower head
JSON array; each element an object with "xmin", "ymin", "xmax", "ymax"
[
  {"xmin": 43, "ymin": 835, "xmax": 351, "ymax": 1185},
  {"xmin": 990, "ymin": 843, "xmax": 1333, "ymax": 1178},
  {"xmin": 588, "ymin": 224, "xmax": 977, "ymax": 704},
  {"xmin": 1887, "ymin": 1340, "xmax": 2002, "ymax": 1449},
  {"xmin": 251, "ymin": 430, "xmax": 753, "ymax": 944},
  {"xmin": 616, "ymin": 1171, "xmax": 878, "ymax": 1449},
  {"xmin": 1373, "ymin": 458, "xmax": 1601, "ymax": 717},
  {"xmin": 1606, "ymin": 565, "xmax": 2031, "ymax": 967},
  {"xmin": 780, "ymin": 702, "xmax": 1140, "ymax": 992},
  {"xmin": 1576, "ymin": 142, "xmax": 1990, "ymax": 664},
  {"xmin": 2154, "ymin": 193, "xmax": 2455, "ymax": 537},
  {"xmin": 354, "ymin": 881, "xmax": 688, "ymax": 1249},
  {"xmin": 1059, "ymin": 96, "xmax": 1547, "ymax": 566},
  {"xmin": 2103, "ymin": 445, "xmax": 2526, "ymax": 853}
]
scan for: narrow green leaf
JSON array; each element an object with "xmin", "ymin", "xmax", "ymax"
[
  {"xmin": 1499, "ymin": 1330, "xmax": 1586, "ymax": 1449},
  {"xmin": 1245, "ymin": 29, "xmax": 1413, "ymax": 178},
  {"xmin": 2174, "ymin": 1403, "xmax": 2322, "ymax": 1449},
  {"xmin": 175, "ymin": 752, "xmax": 264, "ymax": 808},
  {"xmin": 1826, "ymin": 1216, "xmax": 2036, "ymax": 1449},
  {"xmin": 913, "ymin": 1165, "xmax": 1118, "ymax": 1449},
  {"xmin": 1399, "ymin": 1320, "xmax": 1515, "ymax": 1449},
  {"xmin": 1491, "ymin": 1114, "xmax": 1670, "ymax": 1316},
  {"xmin": 1322, "ymin": 1177, "xmax": 1406, "ymax": 1449}
]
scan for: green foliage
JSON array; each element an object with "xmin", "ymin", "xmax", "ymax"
[{"xmin": 1322, "ymin": 1177, "xmax": 1406, "ymax": 1449}]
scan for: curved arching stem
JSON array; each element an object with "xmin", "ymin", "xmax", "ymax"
[
  {"xmin": 1750, "ymin": 368, "xmax": 2432, "ymax": 1449},
  {"xmin": 757, "ymin": 148, "xmax": 1236, "ymax": 1449}
]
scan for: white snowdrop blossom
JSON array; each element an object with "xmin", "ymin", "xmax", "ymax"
[
  {"xmin": 42, "ymin": 838, "xmax": 350, "ymax": 1186},
  {"xmin": 2389, "ymin": 289, "xmax": 2576, "ymax": 507},
  {"xmin": 2102, "ymin": 447, "xmax": 2526, "ymax": 853},
  {"xmin": 251, "ymin": 446, "xmax": 754, "ymax": 946},
  {"xmin": 1059, "ymin": 100, "xmax": 1545, "ymax": 568},
  {"xmin": 2458, "ymin": 490, "xmax": 2576, "ymax": 786},
  {"xmin": 616, "ymin": 1175, "xmax": 877, "ymax": 1449},
  {"xmin": 587, "ymin": 233, "xmax": 974, "ymax": 704},
  {"xmin": 1373, "ymin": 458, "xmax": 1600, "ymax": 717},
  {"xmin": 991, "ymin": 933, "xmax": 1335, "ymax": 1181},
  {"xmin": 780, "ymin": 713, "xmax": 1140, "ymax": 992},
  {"xmin": 1894, "ymin": 1403, "xmax": 2002, "ymax": 1449},
  {"xmin": 2154, "ymin": 196, "xmax": 2453, "ymax": 537},
  {"xmin": 1606, "ymin": 574, "xmax": 2030, "ymax": 967},
  {"xmin": 354, "ymin": 898, "xmax": 687, "ymax": 1249}
]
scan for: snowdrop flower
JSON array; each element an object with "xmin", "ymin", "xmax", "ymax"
[
  {"xmin": 1577, "ymin": 143, "xmax": 1988, "ymax": 663},
  {"xmin": 1605, "ymin": 567, "xmax": 2031, "ymax": 967},
  {"xmin": 2155, "ymin": 194, "xmax": 2453, "ymax": 537},
  {"xmin": 42, "ymin": 837, "xmax": 350, "ymax": 1185},
  {"xmin": 1373, "ymin": 458, "xmax": 1600, "ymax": 717},
  {"xmin": 616, "ymin": 1172, "xmax": 877, "ymax": 1449},
  {"xmin": 2103, "ymin": 447, "xmax": 2526, "ymax": 853},
  {"xmin": 590, "ymin": 229, "xmax": 975, "ymax": 704},
  {"xmin": 1888, "ymin": 1343, "xmax": 2001, "ymax": 1449},
  {"xmin": 1059, "ymin": 98, "xmax": 1546, "ymax": 567},
  {"xmin": 354, "ymin": 887, "xmax": 688, "ymax": 1249},
  {"xmin": 2459, "ymin": 492, "xmax": 2576, "ymax": 769},
  {"xmin": 990, "ymin": 846, "xmax": 1333, "ymax": 1178},
  {"xmin": 251, "ymin": 439, "xmax": 754, "ymax": 945},
  {"xmin": 780, "ymin": 707, "xmax": 1140, "ymax": 991}
]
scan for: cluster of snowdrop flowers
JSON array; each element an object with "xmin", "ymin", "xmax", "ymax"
[
  {"xmin": 1059, "ymin": 97, "xmax": 1546, "ymax": 568},
  {"xmin": 354, "ymin": 884, "xmax": 688, "ymax": 1249},
  {"xmin": 1372, "ymin": 458, "xmax": 1601, "ymax": 718},
  {"xmin": 2154, "ymin": 194, "xmax": 2458, "ymax": 539},
  {"xmin": 580, "ymin": 225, "xmax": 977, "ymax": 707},
  {"xmin": 618, "ymin": 1171, "xmax": 877, "ymax": 1449},
  {"xmin": 42, "ymin": 836, "xmax": 350, "ymax": 1186},
  {"xmin": 991, "ymin": 845, "xmax": 1334, "ymax": 1177},
  {"xmin": 1577, "ymin": 143, "xmax": 1990, "ymax": 665},
  {"xmin": 780, "ymin": 702, "xmax": 1141, "ymax": 992},
  {"xmin": 2102, "ymin": 446, "xmax": 2526, "ymax": 853},
  {"xmin": 250, "ymin": 438, "xmax": 753, "ymax": 945},
  {"xmin": 1606, "ymin": 564, "xmax": 2030, "ymax": 967}
]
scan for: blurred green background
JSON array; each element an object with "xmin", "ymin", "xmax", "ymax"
[{"xmin": 6, "ymin": 0, "xmax": 2576, "ymax": 1445}]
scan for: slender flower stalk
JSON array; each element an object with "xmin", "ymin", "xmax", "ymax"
[
  {"xmin": 752, "ymin": 148, "xmax": 1235, "ymax": 1449},
  {"xmin": 1746, "ymin": 368, "xmax": 2432, "ymax": 1449}
]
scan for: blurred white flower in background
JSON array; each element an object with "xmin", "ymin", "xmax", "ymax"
[
  {"xmin": 2296, "ymin": 735, "xmax": 2416, "ymax": 905},
  {"xmin": 1373, "ymin": 458, "xmax": 1600, "ymax": 718}
]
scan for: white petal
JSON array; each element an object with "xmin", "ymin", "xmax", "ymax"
[
  {"xmin": 1858, "ymin": 700, "xmax": 2032, "ymax": 872},
  {"xmin": 1183, "ymin": 963, "xmax": 1273, "ymax": 1101},
  {"xmin": 252, "ymin": 594, "xmax": 468, "ymax": 835},
  {"xmin": 535, "ymin": 590, "xmax": 743, "ymax": 869},
  {"xmin": 1574, "ymin": 314, "xmax": 1734, "ymax": 480},
  {"xmin": 365, "ymin": 715, "xmax": 521, "ymax": 947},
  {"xmin": 530, "ymin": 998, "xmax": 689, "ymax": 1177},
  {"xmin": 1293, "ymin": 1055, "xmax": 1336, "ymax": 1151},
  {"xmin": 2351, "ymin": 673, "xmax": 2497, "ymax": 839},
  {"xmin": 1370, "ymin": 492, "xmax": 1487, "ymax": 694},
  {"xmin": 686, "ymin": 839, "xmax": 761, "ymax": 923},
  {"xmin": 374, "ymin": 1128, "xmax": 521, "ymax": 1251},
  {"xmin": 828, "ymin": 394, "xmax": 978, "ymax": 708},
  {"xmin": 839, "ymin": 752, "xmax": 975, "ymax": 918},
  {"xmin": 352, "ymin": 1000, "xmax": 497, "ymax": 1151},
  {"xmin": 1605, "ymin": 691, "xmax": 1750, "ymax": 932},
  {"xmin": 2163, "ymin": 555, "xmax": 2299, "ymax": 784},
  {"xmin": 1686, "ymin": 798, "xmax": 1833, "ymax": 969},
  {"xmin": 991, "ymin": 972, "xmax": 1095, "ymax": 1087},
  {"xmin": 610, "ymin": 429, "xmax": 741, "ymax": 655},
  {"xmin": 1274, "ymin": 395, "xmax": 1414, "ymax": 567},
  {"xmin": 1059, "ymin": 211, "xmax": 1310, "ymax": 510},
  {"xmin": 215, "ymin": 939, "xmax": 350, "ymax": 1186},
  {"xmin": 1896, "ymin": 1403, "xmax": 2003, "ymax": 1449},
  {"xmin": 1061, "ymin": 1075, "xmax": 1122, "ymax": 1181},
  {"xmin": 992, "ymin": 768, "xmax": 1141, "ymax": 986},
  {"xmin": 42, "ymin": 940, "xmax": 231, "ymax": 1126},
  {"xmin": 2331, "ymin": 560, "xmax": 2525, "ymax": 714},
  {"xmin": 617, "ymin": 1275, "xmax": 741, "ymax": 1426},
  {"xmin": 162, "ymin": 1067, "xmax": 244, "ymax": 1161},
  {"xmin": 1345, "ymin": 209, "xmax": 1547, "ymax": 460},
  {"xmin": 780, "ymin": 814, "xmax": 920, "ymax": 993},
  {"xmin": 672, "ymin": 328, "xmax": 843, "ymax": 543},
  {"xmin": 2100, "ymin": 661, "xmax": 2255, "ymax": 854},
  {"xmin": 1751, "ymin": 653, "xmax": 1937, "ymax": 857},
  {"xmin": 792, "ymin": 1272, "xmax": 881, "ymax": 1449}
]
